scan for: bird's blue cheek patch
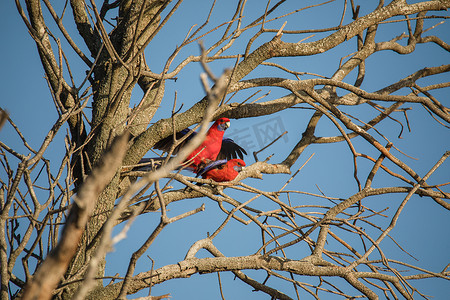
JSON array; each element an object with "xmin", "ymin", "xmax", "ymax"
[{"xmin": 218, "ymin": 124, "xmax": 226, "ymax": 131}]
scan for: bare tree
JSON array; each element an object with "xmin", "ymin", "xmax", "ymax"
[{"xmin": 1, "ymin": 0, "xmax": 449, "ymax": 299}]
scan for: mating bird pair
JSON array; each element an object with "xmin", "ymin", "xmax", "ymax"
[{"xmin": 139, "ymin": 118, "xmax": 246, "ymax": 182}]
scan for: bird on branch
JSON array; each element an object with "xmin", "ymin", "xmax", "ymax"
[
  {"xmin": 135, "ymin": 118, "xmax": 247, "ymax": 174},
  {"xmin": 196, "ymin": 159, "xmax": 246, "ymax": 182}
]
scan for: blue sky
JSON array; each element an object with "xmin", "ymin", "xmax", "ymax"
[{"xmin": 1, "ymin": 0, "xmax": 449, "ymax": 299}]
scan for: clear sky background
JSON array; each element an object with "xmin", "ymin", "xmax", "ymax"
[{"xmin": 1, "ymin": 0, "xmax": 449, "ymax": 299}]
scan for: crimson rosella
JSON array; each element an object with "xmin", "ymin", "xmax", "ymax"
[
  {"xmin": 196, "ymin": 159, "xmax": 246, "ymax": 182},
  {"xmin": 153, "ymin": 117, "xmax": 246, "ymax": 172}
]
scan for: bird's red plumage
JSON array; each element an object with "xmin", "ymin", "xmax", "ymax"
[
  {"xmin": 201, "ymin": 159, "xmax": 246, "ymax": 182},
  {"xmin": 185, "ymin": 117, "xmax": 230, "ymax": 171}
]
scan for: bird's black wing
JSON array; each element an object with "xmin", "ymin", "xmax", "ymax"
[
  {"xmin": 153, "ymin": 128, "xmax": 195, "ymax": 154},
  {"xmin": 217, "ymin": 138, "xmax": 247, "ymax": 160}
]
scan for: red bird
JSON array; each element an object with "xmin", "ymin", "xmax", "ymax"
[
  {"xmin": 153, "ymin": 118, "xmax": 246, "ymax": 172},
  {"xmin": 185, "ymin": 117, "xmax": 230, "ymax": 170},
  {"xmin": 197, "ymin": 159, "xmax": 246, "ymax": 182}
]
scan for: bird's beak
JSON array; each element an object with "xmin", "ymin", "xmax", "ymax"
[{"xmin": 224, "ymin": 121, "xmax": 230, "ymax": 129}]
